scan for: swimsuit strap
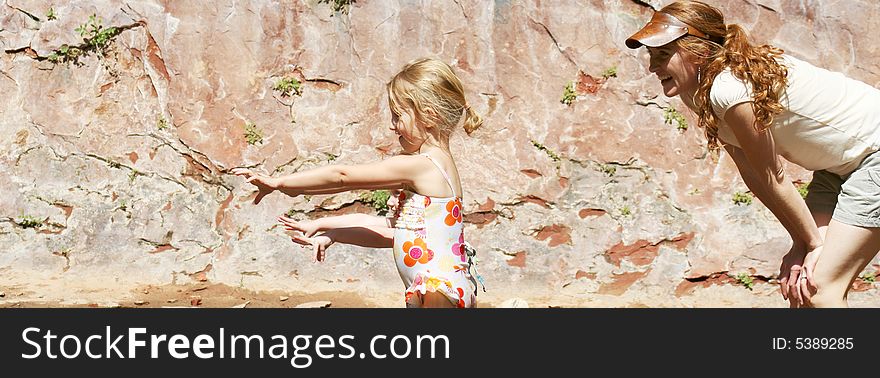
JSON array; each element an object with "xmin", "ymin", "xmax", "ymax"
[{"xmin": 420, "ymin": 153, "xmax": 457, "ymax": 197}]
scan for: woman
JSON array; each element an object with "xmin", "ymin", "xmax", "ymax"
[{"xmin": 625, "ymin": 1, "xmax": 880, "ymax": 307}]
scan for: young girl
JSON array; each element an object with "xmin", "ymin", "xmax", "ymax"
[
  {"xmin": 231, "ymin": 58, "xmax": 483, "ymax": 308},
  {"xmin": 626, "ymin": 1, "xmax": 880, "ymax": 307}
]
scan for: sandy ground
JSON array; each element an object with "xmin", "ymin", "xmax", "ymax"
[
  {"xmin": 0, "ymin": 283, "xmax": 385, "ymax": 308},
  {"xmin": 1, "ymin": 271, "xmax": 877, "ymax": 308}
]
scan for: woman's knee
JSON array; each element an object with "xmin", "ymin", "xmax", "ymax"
[{"xmin": 807, "ymin": 281, "xmax": 848, "ymax": 307}]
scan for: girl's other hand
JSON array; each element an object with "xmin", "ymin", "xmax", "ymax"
[
  {"xmin": 230, "ymin": 168, "xmax": 278, "ymax": 205},
  {"xmin": 278, "ymin": 216, "xmax": 319, "ymax": 237},
  {"xmin": 290, "ymin": 233, "xmax": 333, "ymax": 262}
]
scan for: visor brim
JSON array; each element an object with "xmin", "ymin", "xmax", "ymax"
[{"xmin": 625, "ymin": 22, "xmax": 689, "ymax": 49}]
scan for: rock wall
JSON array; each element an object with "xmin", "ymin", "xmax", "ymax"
[{"xmin": 2, "ymin": 0, "xmax": 879, "ymax": 307}]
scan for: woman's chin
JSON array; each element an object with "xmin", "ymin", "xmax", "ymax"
[
  {"xmin": 662, "ymin": 86, "xmax": 680, "ymax": 98},
  {"xmin": 656, "ymin": 79, "xmax": 678, "ymax": 97}
]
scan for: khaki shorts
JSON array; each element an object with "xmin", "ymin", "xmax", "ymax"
[{"xmin": 805, "ymin": 151, "xmax": 880, "ymax": 228}]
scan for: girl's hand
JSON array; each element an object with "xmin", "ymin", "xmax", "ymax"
[
  {"xmin": 230, "ymin": 168, "xmax": 278, "ymax": 205},
  {"xmin": 290, "ymin": 233, "xmax": 333, "ymax": 262},
  {"xmin": 277, "ymin": 216, "xmax": 319, "ymax": 237}
]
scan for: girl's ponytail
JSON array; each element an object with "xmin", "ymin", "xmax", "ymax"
[{"xmin": 462, "ymin": 105, "xmax": 483, "ymax": 135}]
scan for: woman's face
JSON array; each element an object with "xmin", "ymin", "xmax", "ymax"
[
  {"xmin": 389, "ymin": 107, "xmax": 426, "ymax": 154},
  {"xmin": 647, "ymin": 44, "xmax": 700, "ymax": 98}
]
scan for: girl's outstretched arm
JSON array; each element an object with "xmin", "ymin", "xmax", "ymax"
[
  {"xmin": 278, "ymin": 214, "xmax": 392, "ymax": 237},
  {"xmin": 231, "ymin": 155, "xmax": 424, "ymax": 204},
  {"xmin": 291, "ymin": 226, "xmax": 394, "ymax": 261},
  {"xmin": 322, "ymin": 227, "xmax": 394, "ymax": 248}
]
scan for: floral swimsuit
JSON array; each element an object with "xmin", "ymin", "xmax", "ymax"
[{"xmin": 392, "ymin": 154, "xmax": 477, "ymax": 308}]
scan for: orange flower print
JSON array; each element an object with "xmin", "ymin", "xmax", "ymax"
[
  {"xmin": 424, "ymin": 196, "xmax": 431, "ymax": 207},
  {"xmin": 444, "ymin": 199, "xmax": 463, "ymax": 226},
  {"xmin": 456, "ymin": 287, "xmax": 466, "ymax": 308},
  {"xmin": 402, "ymin": 238, "xmax": 434, "ymax": 267}
]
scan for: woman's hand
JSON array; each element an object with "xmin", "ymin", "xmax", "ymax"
[
  {"xmin": 230, "ymin": 168, "xmax": 279, "ymax": 205},
  {"xmin": 278, "ymin": 216, "xmax": 319, "ymax": 238},
  {"xmin": 800, "ymin": 245, "xmax": 823, "ymax": 305},
  {"xmin": 778, "ymin": 243, "xmax": 807, "ymax": 307}
]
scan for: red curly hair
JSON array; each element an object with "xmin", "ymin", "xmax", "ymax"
[{"xmin": 662, "ymin": 1, "xmax": 789, "ymax": 152}]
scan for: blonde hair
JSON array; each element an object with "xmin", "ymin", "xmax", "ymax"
[
  {"xmin": 663, "ymin": 1, "xmax": 788, "ymax": 152},
  {"xmin": 387, "ymin": 57, "xmax": 483, "ymax": 136}
]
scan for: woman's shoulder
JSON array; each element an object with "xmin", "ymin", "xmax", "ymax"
[
  {"xmin": 710, "ymin": 54, "xmax": 795, "ymax": 90},
  {"xmin": 709, "ymin": 70, "xmax": 753, "ymax": 117},
  {"xmin": 710, "ymin": 69, "xmax": 749, "ymax": 90}
]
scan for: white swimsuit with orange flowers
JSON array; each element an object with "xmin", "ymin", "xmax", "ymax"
[{"xmin": 391, "ymin": 154, "xmax": 477, "ymax": 308}]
